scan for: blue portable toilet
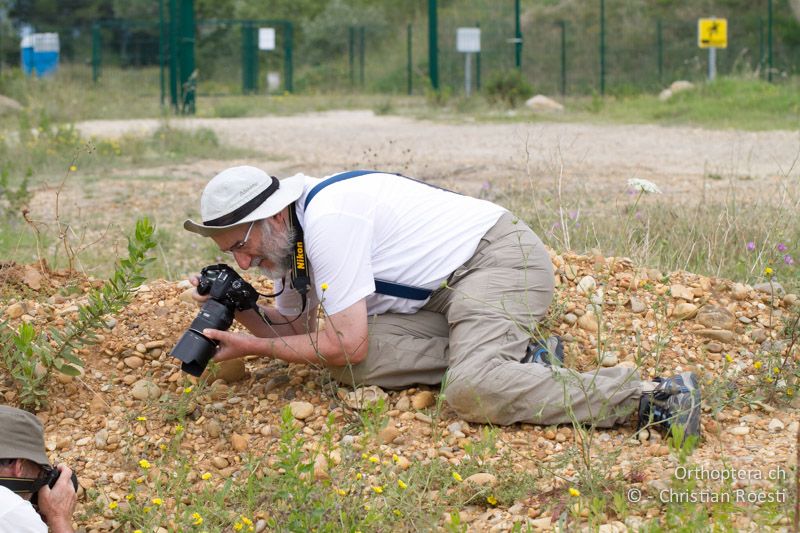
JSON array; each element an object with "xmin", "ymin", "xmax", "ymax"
[
  {"xmin": 33, "ymin": 33, "xmax": 60, "ymax": 77},
  {"xmin": 20, "ymin": 35, "xmax": 34, "ymax": 75}
]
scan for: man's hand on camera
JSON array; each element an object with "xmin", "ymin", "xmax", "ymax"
[
  {"xmin": 38, "ymin": 465, "xmax": 77, "ymax": 533},
  {"xmin": 188, "ymin": 274, "xmax": 210, "ymax": 305},
  {"xmin": 203, "ymin": 328, "xmax": 258, "ymax": 362}
]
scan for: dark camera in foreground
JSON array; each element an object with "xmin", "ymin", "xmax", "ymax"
[
  {"xmin": 29, "ymin": 466, "xmax": 79, "ymax": 507},
  {"xmin": 170, "ymin": 264, "xmax": 259, "ymax": 376}
]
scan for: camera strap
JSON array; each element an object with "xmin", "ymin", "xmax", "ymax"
[
  {"xmin": 289, "ymin": 204, "xmax": 310, "ymax": 299},
  {"xmin": 0, "ymin": 476, "xmax": 43, "ymax": 495}
]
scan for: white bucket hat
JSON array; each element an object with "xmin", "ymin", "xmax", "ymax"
[{"xmin": 184, "ymin": 166, "xmax": 305, "ymax": 236}]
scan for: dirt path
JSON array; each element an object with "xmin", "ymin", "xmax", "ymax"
[{"xmin": 77, "ymin": 111, "xmax": 800, "ymax": 197}]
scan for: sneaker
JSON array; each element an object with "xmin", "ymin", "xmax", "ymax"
[
  {"xmin": 638, "ymin": 372, "xmax": 701, "ymax": 442},
  {"xmin": 521, "ymin": 335, "xmax": 564, "ymax": 367}
]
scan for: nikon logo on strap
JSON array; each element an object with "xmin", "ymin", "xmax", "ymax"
[{"xmin": 295, "ymin": 240, "xmax": 305, "ymax": 270}]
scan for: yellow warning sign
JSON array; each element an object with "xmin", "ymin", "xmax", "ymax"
[{"xmin": 698, "ymin": 18, "xmax": 727, "ymax": 49}]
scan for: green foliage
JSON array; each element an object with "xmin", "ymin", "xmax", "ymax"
[
  {"xmin": 0, "ymin": 218, "xmax": 157, "ymax": 409},
  {"xmin": 484, "ymin": 70, "xmax": 533, "ymax": 107}
]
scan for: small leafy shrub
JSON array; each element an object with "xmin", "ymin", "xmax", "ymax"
[
  {"xmin": 484, "ymin": 70, "xmax": 533, "ymax": 107},
  {"xmin": 0, "ymin": 217, "xmax": 157, "ymax": 408}
]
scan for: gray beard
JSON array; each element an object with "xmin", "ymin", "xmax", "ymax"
[{"xmin": 257, "ymin": 223, "xmax": 296, "ymax": 280}]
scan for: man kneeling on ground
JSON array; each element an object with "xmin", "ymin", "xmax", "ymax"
[{"xmin": 184, "ymin": 166, "xmax": 701, "ymax": 439}]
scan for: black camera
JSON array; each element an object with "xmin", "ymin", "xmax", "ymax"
[
  {"xmin": 30, "ymin": 466, "xmax": 79, "ymax": 507},
  {"xmin": 171, "ymin": 264, "xmax": 259, "ymax": 376}
]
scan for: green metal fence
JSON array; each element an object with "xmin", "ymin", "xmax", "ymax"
[{"xmin": 17, "ymin": 0, "xmax": 800, "ymax": 104}]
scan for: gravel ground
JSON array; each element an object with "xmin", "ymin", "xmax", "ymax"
[
  {"xmin": 1, "ymin": 112, "xmax": 792, "ymax": 530},
  {"xmin": 77, "ymin": 111, "xmax": 800, "ymax": 198}
]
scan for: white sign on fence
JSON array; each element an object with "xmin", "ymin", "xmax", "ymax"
[
  {"xmin": 456, "ymin": 27, "xmax": 481, "ymax": 53},
  {"xmin": 258, "ymin": 28, "xmax": 276, "ymax": 50}
]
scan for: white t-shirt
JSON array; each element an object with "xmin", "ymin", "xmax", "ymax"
[
  {"xmin": 0, "ymin": 485, "xmax": 47, "ymax": 533},
  {"xmin": 276, "ymin": 172, "xmax": 506, "ymax": 316}
]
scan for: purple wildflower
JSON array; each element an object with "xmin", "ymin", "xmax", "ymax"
[
  {"xmin": 746, "ymin": 241, "xmax": 756, "ymax": 252},
  {"xmin": 784, "ymin": 254, "xmax": 794, "ymax": 266},
  {"xmin": 777, "ymin": 243, "xmax": 788, "ymax": 252}
]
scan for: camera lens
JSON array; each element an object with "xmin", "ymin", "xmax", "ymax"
[{"xmin": 170, "ymin": 300, "xmax": 235, "ymax": 376}]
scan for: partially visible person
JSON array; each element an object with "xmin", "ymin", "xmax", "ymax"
[{"xmin": 0, "ymin": 405, "xmax": 77, "ymax": 533}]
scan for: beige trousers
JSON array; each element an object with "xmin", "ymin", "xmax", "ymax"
[{"xmin": 329, "ymin": 213, "xmax": 642, "ymax": 427}]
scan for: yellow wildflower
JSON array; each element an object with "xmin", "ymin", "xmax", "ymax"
[
  {"xmin": 143, "ymin": 506, "xmax": 152, "ymax": 514},
  {"xmin": 138, "ymin": 459, "xmax": 151, "ymax": 469},
  {"xmin": 136, "ymin": 416, "xmax": 147, "ymax": 421},
  {"xmin": 241, "ymin": 517, "xmax": 253, "ymax": 526},
  {"xmin": 336, "ymin": 488, "xmax": 347, "ymax": 496},
  {"xmin": 184, "ymin": 386, "xmax": 193, "ymax": 394},
  {"xmin": 133, "ymin": 530, "xmax": 143, "ymax": 533},
  {"xmin": 135, "ymin": 476, "xmax": 144, "ymax": 484},
  {"xmin": 192, "ymin": 512, "xmax": 203, "ymax": 526},
  {"xmin": 201, "ymin": 472, "xmax": 212, "ymax": 480},
  {"xmin": 69, "ymin": 165, "xmax": 77, "ymax": 172},
  {"xmin": 765, "ymin": 267, "xmax": 774, "ymax": 276},
  {"xmin": 108, "ymin": 501, "xmax": 118, "ymax": 510},
  {"xmin": 234, "ymin": 523, "xmax": 243, "ymax": 532},
  {"xmin": 125, "ymin": 494, "xmax": 134, "ymax": 501},
  {"xmin": 152, "ymin": 497, "xmax": 163, "ymax": 506},
  {"xmin": 393, "ymin": 509, "xmax": 402, "ymax": 517},
  {"xmin": 368, "ymin": 455, "xmax": 380, "ymax": 464},
  {"xmin": 725, "ymin": 354, "xmax": 733, "ymax": 363},
  {"xmin": 174, "ymin": 424, "xmax": 184, "ymax": 433},
  {"xmin": 754, "ymin": 361, "xmax": 762, "ymax": 370},
  {"xmin": 356, "ymin": 472, "xmax": 362, "ymax": 480},
  {"xmin": 569, "ymin": 487, "xmax": 581, "ymax": 497},
  {"xmin": 486, "ymin": 494, "xmax": 498, "ymax": 505},
  {"xmin": 372, "ymin": 485, "xmax": 384, "ymax": 494},
  {"xmin": 452, "ymin": 472, "xmax": 463, "ymax": 482},
  {"xmin": 397, "ymin": 479, "xmax": 407, "ymax": 490},
  {"xmin": 774, "ymin": 367, "xmax": 781, "ymax": 374},
  {"xmin": 392, "ymin": 454, "xmax": 400, "ymax": 463},
  {"xmin": 787, "ymin": 389, "xmax": 795, "ymax": 397},
  {"xmin": 321, "ymin": 283, "xmax": 329, "ymax": 291}
]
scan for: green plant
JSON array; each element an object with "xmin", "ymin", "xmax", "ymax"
[
  {"xmin": 0, "ymin": 217, "xmax": 157, "ymax": 408},
  {"xmin": 484, "ymin": 70, "xmax": 533, "ymax": 107}
]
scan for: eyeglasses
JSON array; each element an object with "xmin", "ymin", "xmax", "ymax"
[{"xmin": 222, "ymin": 220, "xmax": 255, "ymax": 256}]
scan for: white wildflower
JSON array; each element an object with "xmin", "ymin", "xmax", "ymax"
[{"xmin": 627, "ymin": 178, "xmax": 662, "ymax": 194}]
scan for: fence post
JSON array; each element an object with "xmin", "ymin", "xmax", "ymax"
[
  {"xmin": 428, "ymin": 0, "xmax": 439, "ymax": 90},
  {"xmin": 284, "ymin": 22, "xmax": 293, "ymax": 92},
  {"xmin": 159, "ymin": 0, "xmax": 166, "ymax": 105},
  {"xmin": 91, "ymin": 22, "xmax": 101, "ymax": 83},
  {"xmin": 514, "ymin": 0, "xmax": 522, "ymax": 69},
  {"xmin": 767, "ymin": 0, "xmax": 773, "ymax": 82},
  {"xmin": 359, "ymin": 26, "xmax": 365, "ymax": 88},
  {"xmin": 241, "ymin": 21, "xmax": 253, "ymax": 94},
  {"xmin": 349, "ymin": 26, "xmax": 355, "ymax": 86},
  {"xmin": 476, "ymin": 21, "xmax": 481, "ymax": 91},
  {"xmin": 559, "ymin": 20, "xmax": 566, "ymax": 96},
  {"xmin": 759, "ymin": 17, "xmax": 765, "ymax": 77},
  {"xmin": 407, "ymin": 24, "xmax": 412, "ymax": 95},
  {"xmin": 656, "ymin": 19, "xmax": 663, "ymax": 83},
  {"xmin": 599, "ymin": 0, "xmax": 605, "ymax": 95},
  {"xmin": 168, "ymin": 0, "xmax": 178, "ymax": 110}
]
